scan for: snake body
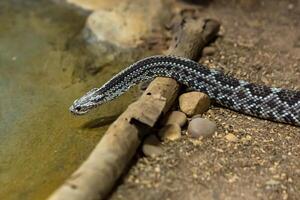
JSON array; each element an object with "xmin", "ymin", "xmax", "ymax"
[{"xmin": 70, "ymin": 55, "xmax": 300, "ymax": 126}]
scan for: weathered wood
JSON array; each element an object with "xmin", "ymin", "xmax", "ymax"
[{"xmin": 48, "ymin": 19, "xmax": 220, "ymax": 200}]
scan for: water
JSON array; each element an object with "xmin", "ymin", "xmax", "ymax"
[{"xmin": 0, "ymin": 1, "xmax": 135, "ymax": 199}]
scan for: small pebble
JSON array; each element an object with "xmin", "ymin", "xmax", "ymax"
[
  {"xmin": 225, "ymin": 133, "xmax": 238, "ymax": 142},
  {"xmin": 142, "ymin": 135, "xmax": 163, "ymax": 157},
  {"xmin": 164, "ymin": 111, "xmax": 187, "ymax": 127},
  {"xmin": 266, "ymin": 179, "xmax": 280, "ymax": 186},
  {"xmin": 241, "ymin": 135, "xmax": 252, "ymax": 142},
  {"xmin": 159, "ymin": 124, "xmax": 181, "ymax": 141},
  {"xmin": 179, "ymin": 92, "xmax": 210, "ymax": 117},
  {"xmin": 288, "ymin": 3, "xmax": 294, "ymax": 10},
  {"xmin": 187, "ymin": 118, "xmax": 217, "ymax": 138},
  {"xmin": 202, "ymin": 46, "xmax": 216, "ymax": 56}
]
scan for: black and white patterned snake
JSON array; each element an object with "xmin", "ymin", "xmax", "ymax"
[{"xmin": 70, "ymin": 55, "xmax": 300, "ymax": 126}]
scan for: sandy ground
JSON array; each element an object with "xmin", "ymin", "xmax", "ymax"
[{"xmin": 108, "ymin": 1, "xmax": 300, "ymax": 200}]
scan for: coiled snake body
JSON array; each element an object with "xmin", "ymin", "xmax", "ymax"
[{"xmin": 70, "ymin": 55, "xmax": 300, "ymax": 126}]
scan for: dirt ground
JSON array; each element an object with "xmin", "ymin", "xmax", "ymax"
[{"xmin": 109, "ymin": 1, "xmax": 300, "ymax": 200}]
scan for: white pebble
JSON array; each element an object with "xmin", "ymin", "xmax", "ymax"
[{"xmin": 187, "ymin": 118, "xmax": 216, "ymax": 138}]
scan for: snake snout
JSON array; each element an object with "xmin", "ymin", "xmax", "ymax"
[{"xmin": 69, "ymin": 105, "xmax": 87, "ymax": 115}]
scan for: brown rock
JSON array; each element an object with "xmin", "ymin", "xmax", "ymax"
[
  {"xmin": 164, "ymin": 111, "xmax": 187, "ymax": 127},
  {"xmin": 187, "ymin": 118, "xmax": 216, "ymax": 138},
  {"xmin": 158, "ymin": 124, "xmax": 181, "ymax": 141},
  {"xmin": 142, "ymin": 135, "xmax": 164, "ymax": 157},
  {"xmin": 179, "ymin": 92, "xmax": 210, "ymax": 117}
]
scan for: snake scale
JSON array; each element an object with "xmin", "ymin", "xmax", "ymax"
[{"xmin": 70, "ymin": 55, "xmax": 300, "ymax": 126}]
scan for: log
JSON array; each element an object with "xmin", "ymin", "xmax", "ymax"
[{"xmin": 48, "ymin": 19, "xmax": 220, "ymax": 200}]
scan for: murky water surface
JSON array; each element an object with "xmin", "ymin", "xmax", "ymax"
[{"xmin": 0, "ymin": 1, "xmax": 134, "ymax": 199}]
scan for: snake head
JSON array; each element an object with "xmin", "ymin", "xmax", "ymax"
[{"xmin": 69, "ymin": 88, "xmax": 105, "ymax": 115}]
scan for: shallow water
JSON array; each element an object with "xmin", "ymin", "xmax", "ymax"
[{"xmin": 0, "ymin": 1, "xmax": 135, "ymax": 199}]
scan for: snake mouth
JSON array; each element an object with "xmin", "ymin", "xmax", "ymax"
[{"xmin": 69, "ymin": 105, "xmax": 88, "ymax": 115}]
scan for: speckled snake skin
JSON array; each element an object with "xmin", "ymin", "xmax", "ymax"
[{"xmin": 70, "ymin": 55, "xmax": 300, "ymax": 126}]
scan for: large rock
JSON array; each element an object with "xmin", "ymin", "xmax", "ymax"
[
  {"xmin": 82, "ymin": 0, "xmax": 172, "ymax": 64},
  {"xmin": 60, "ymin": 0, "xmax": 122, "ymax": 11}
]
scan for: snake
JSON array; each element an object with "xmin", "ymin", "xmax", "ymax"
[{"xmin": 70, "ymin": 55, "xmax": 300, "ymax": 126}]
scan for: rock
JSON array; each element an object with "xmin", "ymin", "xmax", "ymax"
[
  {"xmin": 142, "ymin": 135, "xmax": 164, "ymax": 157},
  {"xmin": 164, "ymin": 111, "xmax": 187, "ymax": 127},
  {"xmin": 288, "ymin": 3, "xmax": 294, "ymax": 10},
  {"xmin": 241, "ymin": 135, "xmax": 252, "ymax": 142},
  {"xmin": 225, "ymin": 133, "xmax": 238, "ymax": 142},
  {"xmin": 265, "ymin": 179, "xmax": 280, "ymax": 186},
  {"xmin": 187, "ymin": 118, "xmax": 216, "ymax": 138},
  {"xmin": 59, "ymin": 0, "xmax": 123, "ymax": 11},
  {"xmin": 158, "ymin": 124, "xmax": 181, "ymax": 141},
  {"xmin": 202, "ymin": 46, "xmax": 216, "ymax": 56},
  {"xmin": 82, "ymin": 0, "xmax": 171, "ymax": 64},
  {"xmin": 179, "ymin": 92, "xmax": 210, "ymax": 117}
]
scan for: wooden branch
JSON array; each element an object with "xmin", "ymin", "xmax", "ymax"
[{"xmin": 48, "ymin": 19, "xmax": 220, "ymax": 200}]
